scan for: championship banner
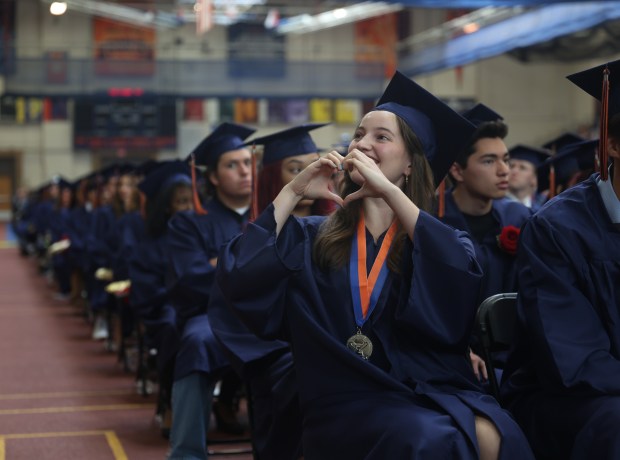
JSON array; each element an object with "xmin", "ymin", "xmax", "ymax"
[
  {"xmin": 354, "ymin": 13, "xmax": 398, "ymax": 78},
  {"xmin": 93, "ymin": 18, "xmax": 155, "ymax": 76}
]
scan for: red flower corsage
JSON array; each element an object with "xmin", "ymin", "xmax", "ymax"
[{"xmin": 497, "ymin": 225, "xmax": 520, "ymax": 255}]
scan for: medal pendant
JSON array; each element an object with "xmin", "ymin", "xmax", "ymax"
[{"xmin": 346, "ymin": 331, "xmax": 373, "ymax": 359}]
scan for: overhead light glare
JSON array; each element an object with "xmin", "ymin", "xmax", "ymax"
[
  {"xmin": 333, "ymin": 8, "xmax": 348, "ymax": 19},
  {"xmin": 276, "ymin": 2, "xmax": 403, "ymax": 35},
  {"xmin": 50, "ymin": 2, "xmax": 68, "ymax": 15},
  {"xmin": 462, "ymin": 22, "xmax": 480, "ymax": 34}
]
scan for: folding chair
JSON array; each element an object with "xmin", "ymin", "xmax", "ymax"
[{"xmin": 474, "ymin": 292, "xmax": 518, "ymax": 403}]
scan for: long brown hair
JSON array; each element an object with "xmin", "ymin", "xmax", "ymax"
[{"xmin": 312, "ymin": 115, "xmax": 435, "ymax": 272}]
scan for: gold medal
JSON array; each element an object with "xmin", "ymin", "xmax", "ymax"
[{"xmin": 346, "ymin": 330, "xmax": 373, "ymax": 360}]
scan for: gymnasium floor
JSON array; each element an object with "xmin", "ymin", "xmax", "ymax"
[{"xmin": 0, "ymin": 223, "xmax": 253, "ymax": 459}]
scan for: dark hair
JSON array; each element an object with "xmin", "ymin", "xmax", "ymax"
[
  {"xmin": 112, "ymin": 173, "xmax": 140, "ymax": 217},
  {"xmin": 454, "ymin": 120, "xmax": 508, "ymax": 168},
  {"xmin": 609, "ymin": 113, "xmax": 620, "ymax": 141},
  {"xmin": 257, "ymin": 161, "xmax": 283, "ymax": 213},
  {"xmin": 145, "ymin": 182, "xmax": 192, "ymax": 238},
  {"xmin": 313, "ymin": 115, "xmax": 435, "ymax": 272}
]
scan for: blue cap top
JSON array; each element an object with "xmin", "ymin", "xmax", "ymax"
[
  {"xmin": 567, "ymin": 59, "xmax": 620, "ymax": 119},
  {"xmin": 462, "ymin": 103, "xmax": 503, "ymax": 127},
  {"xmin": 541, "ymin": 132, "xmax": 585, "ymax": 152},
  {"xmin": 191, "ymin": 122, "xmax": 256, "ymax": 166},
  {"xmin": 509, "ymin": 144, "xmax": 551, "ymax": 168},
  {"xmin": 247, "ymin": 123, "xmax": 329, "ymax": 165},
  {"xmin": 136, "ymin": 159, "xmax": 161, "ymax": 176},
  {"xmin": 138, "ymin": 160, "xmax": 191, "ymax": 200},
  {"xmin": 374, "ymin": 71, "xmax": 477, "ymax": 186},
  {"xmin": 546, "ymin": 139, "xmax": 599, "ymax": 184}
]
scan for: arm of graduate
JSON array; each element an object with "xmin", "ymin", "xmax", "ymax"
[
  {"xmin": 216, "ymin": 203, "xmax": 306, "ymax": 340},
  {"xmin": 129, "ymin": 242, "xmax": 168, "ymax": 320},
  {"xmin": 166, "ymin": 211, "xmax": 219, "ymax": 320},
  {"xmin": 396, "ymin": 212, "xmax": 484, "ymax": 349},
  {"xmin": 518, "ymin": 217, "xmax": 620, "ymax": 394}
]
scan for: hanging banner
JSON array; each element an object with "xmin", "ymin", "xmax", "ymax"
[
  {"xmin": 355, "ymin": 13, "xmax": 398, "ymax": 78},
  {"xmin": 93, "ymin": 18, "xmax": 155, "ymax": 76}
]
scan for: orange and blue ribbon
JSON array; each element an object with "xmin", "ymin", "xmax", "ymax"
[{"xmin": 349, "ymin": 212, "xmax": 398, "ymax": 328}]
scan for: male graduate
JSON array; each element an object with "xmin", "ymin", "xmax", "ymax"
[
  {"xmin": 502, "ymin": 59, "xmax": 620, "ymax": 460},
  {"xmin": 440, "ymin": 103, "xmax": 532, "ymax": 304},
  {"xmin": 439, "ymin": 103, "xmax": 532, "ymax": 381},
  {"xmin": 506, "ymin": 144, "xmax": 552, "ymax": 212},
  {"xmin": 165, "ymin": 122, "xmax": 255, "ymax": 460}
]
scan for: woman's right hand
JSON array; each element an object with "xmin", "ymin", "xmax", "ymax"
[
  {"xmin": 273, "ymin": 151, "xmax": 344, "ymax": 234},
  {"xmin": 286, "ymin": 150, "xmax": 344, "ymax": 205}
]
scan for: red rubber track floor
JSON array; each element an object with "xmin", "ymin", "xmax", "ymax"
[{"xmin": 0, "ymin": 225, "xmax": 253, "ymax": 460}]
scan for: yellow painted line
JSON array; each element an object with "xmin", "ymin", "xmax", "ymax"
[
  {"xmin": 0, "ymin": 430, "xmax": 128, "ymax": 460},
  {"xmin": 105, "ymin": 431, "xmax": 129, "ymax": 460},
  {"xmin": 0, "ymin": 242, "xmax": 16, "ymax": 249},
  {"xmin": 0, "ymin": 389, "xmax": 134, "ymax": 401},
  {"xmin": 0, "ymin": 403, "xmax": 153, "ymax": 416},
  {"xmin": 0, "ymin": 430, "xmax": 107, "ymax": 439}
]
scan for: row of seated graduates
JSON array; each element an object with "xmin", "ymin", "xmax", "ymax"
[
  {"xmin": 11, "ymin": 120, "xmax": 344, "ymax": 457},
  {"xmin": 11, "ymin": 98, "xmax": 604, "ymax": 460}
]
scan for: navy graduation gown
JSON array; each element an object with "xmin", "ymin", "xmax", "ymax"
[
  {"xmin": 440, "ymin": 192, "xmax": 532, "ymax": 303},
  {"xmin": 218, "ymin": 205, "xmax": 534, "ymax": 460},
  {"xmin": 65, "ymin": 205, "xmax": 95, "ymax": 273},
  {"xmin": 166, "ymin": 199, "xmax": 248, "ymax": 380},
  {"xmin": 129, "ymin": 232, "xmax": 178, "ymax": 372},
  {"xmin": 85, "ymin": 205, "xmax": 117, "ymax": 310},
  {"xmin": 49, "ymin": 207, "xmax": 73, "ymax": 294},
  {"xmin": 501, "ymin": 175, "xmax": 620, "ymax": 459},
  {"xmin": 209, "ymin": 280, "xmax": 302, "ymax": 460},
  {"xmin": 111, "ymin": 210, "xmax": 145, "ymax": 282}
]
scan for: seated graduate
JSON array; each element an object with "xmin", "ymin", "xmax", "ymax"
[
  {"xmin": 501, "ymin": 59, "xmax": 620, "ymax": 460},
  {"xmin": 209, "ymin": 123, "xmax": 332, "ymax": 460},
  {"xmin": 129, "ymin": 160, "xmax": 193, "ymax": 433},
  {"xmin": 506, "ymin": 145, "xmax": 552, "ymax": 212},
  {"xmin": 216, "ymin": 71, "xmax": 535, "ymax": 460},
  {"xmin": 545, "ymin": 138, "xmax": 599, "ymax": 198},
  {"xmin": 165, "ymin": 122, "xmax": 256, "ymax": 460},
  {"xmin": 437, "ymin": 103, "xmax": 533, "ymax": 382},
  {"xmin": 47, "ymin": 178, "xmax": 76, "ymax": 301}
]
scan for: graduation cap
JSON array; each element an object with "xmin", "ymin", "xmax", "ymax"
[
  {"xmin": 509, "ymin": 144, "xmax": 551, "ymax": 168},
  {"xmin": 541, "ymin": 132, "xmax": 585, "ymax": 153},
  {"xmin": 462, "ymin": 103, "xmax": 503, "ymax": 127},
  {"xmin": 546, "ymin": 139, "xmax": 599, "ymax": 186},
  {"xmin": 137, "ymin": 160, "xmax": 191, "ymax": 201},
  {"xmin": 50, "ymin": 175, "xmax": 72, "ymax": 189},
  {"xmin": 98, "ymin": 162, "xmax": 138, "ymax": 180},
  {"xmin": 566, "ymin": 58, "xmax": 620, "ymax": 180},
  {"xmin": 509, "ymin": 144, "xmax": 553, "ymax": 192},
  {"xmin": 374, "ymin": 71, "xmax": 477, "ymax": 186},
  {"xmin": 136, "ymin": 159, "xmax": 161, "ymax": 177},
  {"xmin": 191, "ymin": 122, "xmax": 256, "ymax": 167},
  {"xmin": 248, "ymin": 123, "xmax": 329, "ymax": 165}
]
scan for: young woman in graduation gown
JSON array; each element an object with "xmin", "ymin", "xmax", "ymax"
[{"xmin": 216, "ymin": 71, "xmax": 534, "ymax": 460}]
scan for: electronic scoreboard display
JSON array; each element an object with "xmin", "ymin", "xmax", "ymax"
[{"xmin": 73, "ymin": 93, "xmax": 177, "ymax": 150}]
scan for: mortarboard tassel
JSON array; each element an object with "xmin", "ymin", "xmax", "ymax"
[
  {"xmin": 249, "ymin": 143, "xmax": 259, "ymax": 222},
  {"xmin": 139, "ymin": 191, "xmax": 147, "ymax": 219},
  {"xmin": 437, "ymin": 179, "xmax": 445, "ymax": 218},
  {"xmin": 599, "ymin": 66, "xmax": 610, "ymax": 181},
  {"xmin": 548, "ymin": 165, "xmax": 556, "ymax": 200},
  {"xmin": 190, "ymin": 153, "xmax": 208, "ymax": 215}
]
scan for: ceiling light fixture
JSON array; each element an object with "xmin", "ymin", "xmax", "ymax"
[
  {"xmin": 50, "ymin": 2, "xmax": 68, "ymax": 15},
  {"xmin": 276, "ymin": 2, "xmax": 404, "ymax": 35}
]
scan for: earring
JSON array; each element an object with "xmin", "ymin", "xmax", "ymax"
[{"xmin": 404, "ymin": 175, "xmax": 409, "ymax": 187}]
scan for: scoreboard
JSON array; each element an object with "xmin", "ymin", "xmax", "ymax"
[{"xmin": 73, "ymin": 94, "xmax": 177, "ymax": 150}]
